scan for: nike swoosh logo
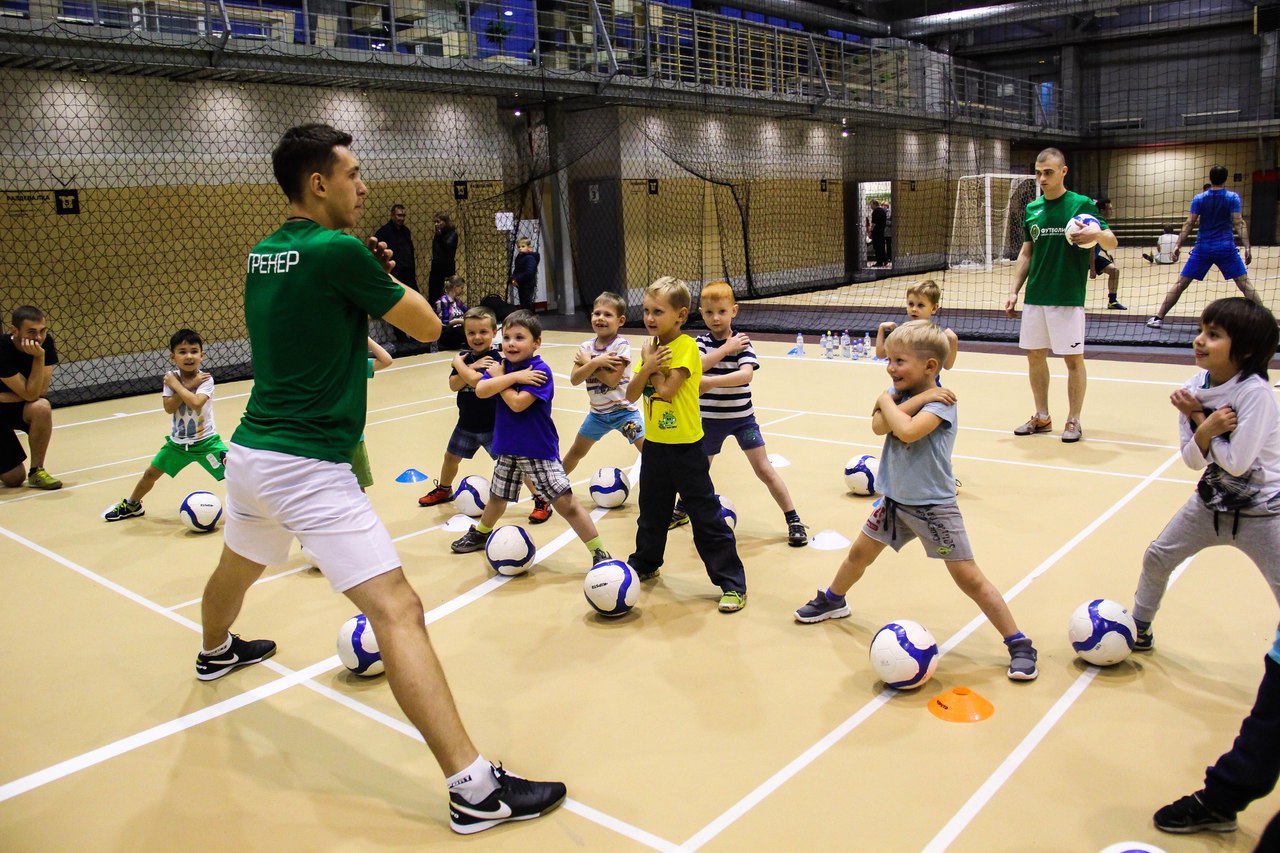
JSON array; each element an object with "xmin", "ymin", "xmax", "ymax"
[
  {"xmin": 202, "ymin": 653, "xmax": 239, "ymax": 666},
  {"xmin": 451, "ymin": 800, "xmax": 513, "ymax": 820},
  {"xmin": 1070, "ymin": 342, "xmax": 1081, "ymax": 348}
]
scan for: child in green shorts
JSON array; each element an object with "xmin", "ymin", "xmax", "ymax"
[
  {"xmin": 103, "ymin": 329, "xmax": 230, "ymax": 521},
  {"xmin": 351, "ymin": 337, "xmax": 394, "ymax": 490}
]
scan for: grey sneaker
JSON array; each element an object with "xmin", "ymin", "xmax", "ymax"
[
  {"xmin": 795, "ymin": 590, "xmax": 851, "ymax": 623},
  {"xmin": 1154, "ymin": 792, "xmax": 1237, "ymax": 834},
  {"xmin": 668, "ymin": 508, "xmax": 690, "ymax": 529},
  {"xmin": 1013, "ymin": 414, "xmax": 1052, "ymax": 436},
  {"xmin": 1007, "ymin": 637, "xmax": 1039, "ymax": 680},
  {"xmin": 451, "ymin": 525, "xmax": 487, "ymax": 553},
  {"xmin": 1061, "ymin": 417, "xmax": 1082, "ymax": 443},
  {"xmin": 104, "ymin": 497, "xmax": 144, "ymax": 521},
  {"xmin": 1146, "ymin": 316, "xmax": 1163, "ymax": 329}
]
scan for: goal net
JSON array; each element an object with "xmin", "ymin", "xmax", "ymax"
[{"xmin": 948, "ymin": 174, "xmax": 1039, "ymax": 270}]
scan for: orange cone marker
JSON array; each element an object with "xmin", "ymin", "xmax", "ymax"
[{"xmin": 928, "ymin": 686, "xmax": 994, "ymax": 723}]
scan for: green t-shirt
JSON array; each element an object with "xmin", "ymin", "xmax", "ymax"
[
  {"xmin": 232, "ymin": 220, "xmax": 404, "ymax": 463},
  {"xmin": 635, "ymin": 333, "xmax": 703, "ymax": 444},
  {"xmin": 1022, "ymin": 191, "xmax": 1108, "ymax": 307}
]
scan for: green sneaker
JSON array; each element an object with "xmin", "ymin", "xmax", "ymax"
[
  {"xmin": 104, "ymin": 498, "xmax": 144, "ymax": 522},
  {"xmin": 718, "ymin": 590, "xmax": 747, "ymax": 613},
  {"xmin": 26, "ymin": 467, "xmax": 62, "ymax": 490}
]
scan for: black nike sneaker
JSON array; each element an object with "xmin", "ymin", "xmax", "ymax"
[
  {"xmin": 195, "ymin": 634, "xmax": 277, "ymax": 681},
  {"xmin": 449, "ymin": 764, "xmax": 567, "ymax": 835}
]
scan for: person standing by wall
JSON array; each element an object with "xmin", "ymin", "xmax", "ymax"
[{"xmin": 429, "ymin": 212, "xmax": 459, "ymax": 306}]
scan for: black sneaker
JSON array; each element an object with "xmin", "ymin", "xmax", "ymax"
[
  {"xmin": 449, "ymin": 764, "xmax": 567, "ymax": 835},
  {"xmin": 196, "ymin": 634, "xmax": 277, "ymax": 681},
  {"xmin": 787, "ymin": 520, "xmax": 809, "ymax": 547},
  {"xmin": 591, "ymin": 548, "xmax": 611, "ymax": 565},
  {"xmin": 1006, "ymin": 637, "xmax": 1039, "ymax": 681},
  {"xmin": 451, "ymin": 525, "xmax": 488, "ymax": 553},
  {"xmin": 1154, "ymin": 792, "xmax": 1237, "ymax": 834},
  {"xmin": 104, "ymin": 497, "xmax": 144, "ymax": 522},
  {"xmin": 1107, "ymin": 298, "xmax": 1127, "ymax": 310},
  {"xmin": 1134, "ymin": 625, "xmax": 1154, "ymax": 651}
]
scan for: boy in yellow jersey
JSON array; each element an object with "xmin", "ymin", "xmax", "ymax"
[{"xmin": 625, "ymin": 277, "xmax": 747, "ymax": 612}]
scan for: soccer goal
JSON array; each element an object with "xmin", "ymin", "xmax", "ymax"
[{"xmin": 948, "ymin": 174, "xmax": 1039, "ymax": 271}]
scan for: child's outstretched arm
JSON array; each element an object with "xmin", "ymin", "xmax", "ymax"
[
  {"xmin": 367, "ymin": 337, "xmax": 393, "ymax": 372},
  {"xmin": 874, "ymin": 321, "xmax": 896, "ymax": 360},
  {"xmin": 873, "ymin": 391, "xmax": 944, "ymax": 444}
]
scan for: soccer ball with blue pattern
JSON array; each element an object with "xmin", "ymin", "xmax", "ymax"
[
  {"xmin": 1065, "ymin": 213, "xmax": 1101, "ymax": 249},
  {"xmin": 869, "ymin": 619, "xmax": 939, "ymax": 689},
  {"xmin": 179, "ymin": 491, "xmax": 222, "ymax": 532},
  {"xmin": 454, "ymin": 475, "xmax": 489, "ymax": 517},
  {"xmin": 337, "ymin": 614, "xmax": 383, "ymax": 676},
  {"xmin": 1069, "ymin": 598, "xmax": 1136, "ymax": 666},
  {"xmin": 589, "ymin": 467, "xmax": 631, "ymax": 508},
  {"xmin": 716, "ymin": 494, "xmax": 737, "ymax": 530},
  {"xmin": 485, "ymin": 525, "xmax": 536, "ymax": 576},
  {"xmin": 584, "ymin": 559, "xmax": 639, "ymax": 617},
  {"xmin": 844, "ymin": 455, "xmax": 879, "ymax": 496}
]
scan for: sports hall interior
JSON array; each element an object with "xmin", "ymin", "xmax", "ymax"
[{"xmin": 3, "ymin": 0, "xmax": 1280, "ymax": 850}]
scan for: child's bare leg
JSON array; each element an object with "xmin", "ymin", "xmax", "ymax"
[
  {"xmin": 829, "ymin": 533, "xmax": 888, "ymax": 596},
  {"xmin": 129, "ymin": 465, "xmax": 165, "ymax": 504},
  {"xmin": 743, "ymin": 444, "xmax": 795, "ymax": 514},
  {"xmin": 478, "ymin": 496, "xmax": 508, "ymax": 529},
  {"xmin": 944, "ymin": 559, "xmax": 1019, "ymax": 637},
  {"xmin": 438, "ymin": 452, "xmax": 462, "ymax": 489},
  {"xmin": 561, "ymin": 435, "xmax": 597, "ymax": 476},
  {"xmin": 551, "ymin": 492, "xmax": 600, "ymax": 543}
]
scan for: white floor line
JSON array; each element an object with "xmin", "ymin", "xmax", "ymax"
[
  {"xmin": 758, "ymin": 412, "xmax": 804, "ymax": 429},
  {"xmin": 50, "ymin": 454, "xmax": 154, "ymax": 476},
  {"xmin": 165, "ymin": 564, "xmax": 315, "ymax": 612},
  {"xmin": 1, "ymin": 471, "xmax": 142, "ymax": 507},
  {"xmin": 924, "ymin": 555, "xmax": 1195, "ymax": 852},
  {"xmin": 2, "ymin": 481, "xmax": 667, "ymax": 849},
  {"xmin": 678, "ymin": 451, "xmax": 1182, "ymax": 851}
]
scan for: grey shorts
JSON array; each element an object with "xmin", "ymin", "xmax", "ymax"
[
  {"xmin": 491, "ymin": 454, "xmax": 571, "ymax": 503},
  {"xmin": 862, "ymin": 498, "xmax": 973, "ymax": 561}
]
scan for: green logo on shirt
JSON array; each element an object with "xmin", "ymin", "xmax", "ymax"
[
  {"xmin": 658, "ymin": 412, "xmax": 677, "ymax": 430},
  {"xmin": 1029, "ymin": 224, "xmax": 1041, "ymax": 241}
]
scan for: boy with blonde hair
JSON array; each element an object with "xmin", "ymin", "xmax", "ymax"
[
  {"xmin": 686, "ymin": 280, "xmax": 807, "ymax": 546},
  {"xmin": 563, "ymin": 291, "xmax": 644, "ymax": 474},
  {"xmin": 627, "ymin": 277, "xmax": 747, "ymax": 612},
  {"xmin": 795, "ymin": 320, "xmax": 1039, "ymax": 681},
  {"xmin": 874, "ymin": 280, "xmax": 958, "ymax": 370}
]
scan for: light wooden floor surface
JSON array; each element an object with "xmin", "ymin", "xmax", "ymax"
[{"xmin": 2, "ymin": 330, "xmax": 1278, "ymax": 852}]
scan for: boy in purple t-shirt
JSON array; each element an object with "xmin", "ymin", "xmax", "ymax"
[{"xmin": 449, "ymin": 310, "xmax": 611, "ymax": 566}]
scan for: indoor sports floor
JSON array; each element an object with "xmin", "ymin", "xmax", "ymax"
[{"xmin": 3, "ymin": 330, "xmax": 1279, "ymax": 852}]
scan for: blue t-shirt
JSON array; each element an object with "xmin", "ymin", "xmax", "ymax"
[
  {"xmin": 1190, "ymin": 189, "xmax": 1241, "ymax": 254},
  {"xmin": 486, "ymin": 354, "xmax": 558, "ymax": 459},
  {"xmin": 877, "ymin": 394, "xmax": 957, "ymax": 505}
]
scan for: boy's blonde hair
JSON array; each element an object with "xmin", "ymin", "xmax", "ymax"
[
  {"xmin": 445, "ymin": 274, "xmax": 466, "ymax": 292},
  {"xmin": 594, "ymin": 290, "xmax": 627, "ymax": 317},
  {"xmin": 516, "ymin": 237, "xmax": 532, "ymax": 249},
  {"xmin": 885, "ymin": 319, "xmax": 949, "ymax": 365},
  {"xmin": 646, "ymin": 276, "xmax": 691, "ymax": 313},
  {"xmin": 462, "ymin": 305, "xmax": 497, "ymax": 330},
  {"xmin": 700, "ymin": 280, "xmax": 735, "ymax": 305},
  {"xmin": 906, "ymin": 279, "xmax": 941, "ymax": 307}
]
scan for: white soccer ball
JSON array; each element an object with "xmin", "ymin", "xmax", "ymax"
[
  {"xmin": 1069, "ymin": 598, "xmax": 1136, "ymax": 666},
  {"xmin": 485, "ymin": 525, "xmax": 536, "ymax": 576},
  {"xmin": 869, "ymin": 620, "xmax": 940, "ymax": 690},
  {"xmin": 716, "ymin": 494, "xmax": 737, "ymax": 530},
  {"xmin": 584, "ymin": 559, "xmax": 639, "ymax": 617},
  {"xmin": 454, "ymin": 475, "xmax": 490, "ymax": 518},
  {"xmin": 1064, "ymin": 213, "xmax": 1101, "ymax": 249},
  {"xmin": 589, "ymin": 467, "xmax": 631, "ymax": 508},
  {"xmin": 179, "ymin": 491, "xmax": 222, "ymax": 533},
  {"xmin": 844, "ymin": 455, "xmax": 879, "ymax": 496},
  {"xmin": 337, "ymin": 614, "xmax": 384, "ymax": 676}
]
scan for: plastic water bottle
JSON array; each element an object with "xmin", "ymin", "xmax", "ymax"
[
  {"xmin": 823, "ymin": 331, "xmax": 833, "ymax": 358},
  {"xmin": 862, "ymin": 332, "xmax": 872, "ymax": 358},
  {"xmin": 852, "ymin": 334, "xmax": 862, "ymax": 360},
  {"xmin": 839, "ymin": 330, "xmax": 851, "ymax": 359},
  {"xmin": 795, "ymin": 332, "xmax": 805, "ymax": 355}
]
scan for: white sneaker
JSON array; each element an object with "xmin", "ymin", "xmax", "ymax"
[{"xmin": 1146, "ymin": 316, "xmax": 1163, "ymax": 329}]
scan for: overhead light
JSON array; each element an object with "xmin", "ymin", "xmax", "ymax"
[
  {"xmin": 503, "ymin": 8, "xmax": 513, "ymax": 15},
  {"xmin": 514, "ymin": 108, "xmax": 522, "ymax": 116},
  {"xmin": 841, "ymin": 129, "xmax": 849, "ymax": 138}
]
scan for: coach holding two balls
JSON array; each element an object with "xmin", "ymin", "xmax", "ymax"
[{"xmin": 1005, "ymin": 147, "xmax": 1116, "ymax": 445}]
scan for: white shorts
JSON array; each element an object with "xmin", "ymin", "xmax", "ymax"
[
  {"xmin": 1019, "ymin": 304, "xmax": 1086, "ymax": 356},
  {"xmin": 223, "ymin": 443, "xmax": 400, "ymax": 593}
]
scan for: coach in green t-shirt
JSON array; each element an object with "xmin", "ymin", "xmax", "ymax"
[
  {"xmin": 196, "ymin": 124, "xmax": 566, "ymax": 833},
  {"xmin": 1004, "ymin": 147, "xmax": 1116, "ymax": 444}
]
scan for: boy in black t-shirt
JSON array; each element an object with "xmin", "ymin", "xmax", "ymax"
[{"xmin": 0, "ymin": 305, "xmax": 61, "ymax": 489}]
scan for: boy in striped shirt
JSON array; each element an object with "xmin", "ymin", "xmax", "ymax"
[{"xmin": 674, "ymin": 280, "xmax": 808, "ymax": 546}]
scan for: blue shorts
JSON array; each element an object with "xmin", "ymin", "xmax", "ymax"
[
  {"xmin": 578, "ymin": 407, "xmax": 645, "ymax": 444},
  {"xmin": 1182, "ymin": 248, "xmax": 1247, "ymax": 281},
  {"xmin": 447, "ymin": 426, "xmax": 494, "ymax": 460},
  {"xmin": 701, "ymin": 415, "xmax": 766, "ymax": 455}
]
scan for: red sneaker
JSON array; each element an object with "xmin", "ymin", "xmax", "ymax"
[
  {"xmin": 418, "ymin": 483, "xmax": 453, "ymax": 507},
  {"xmin": 528, "ymin": 496, "xmax": 553, "ymax": 524}
]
